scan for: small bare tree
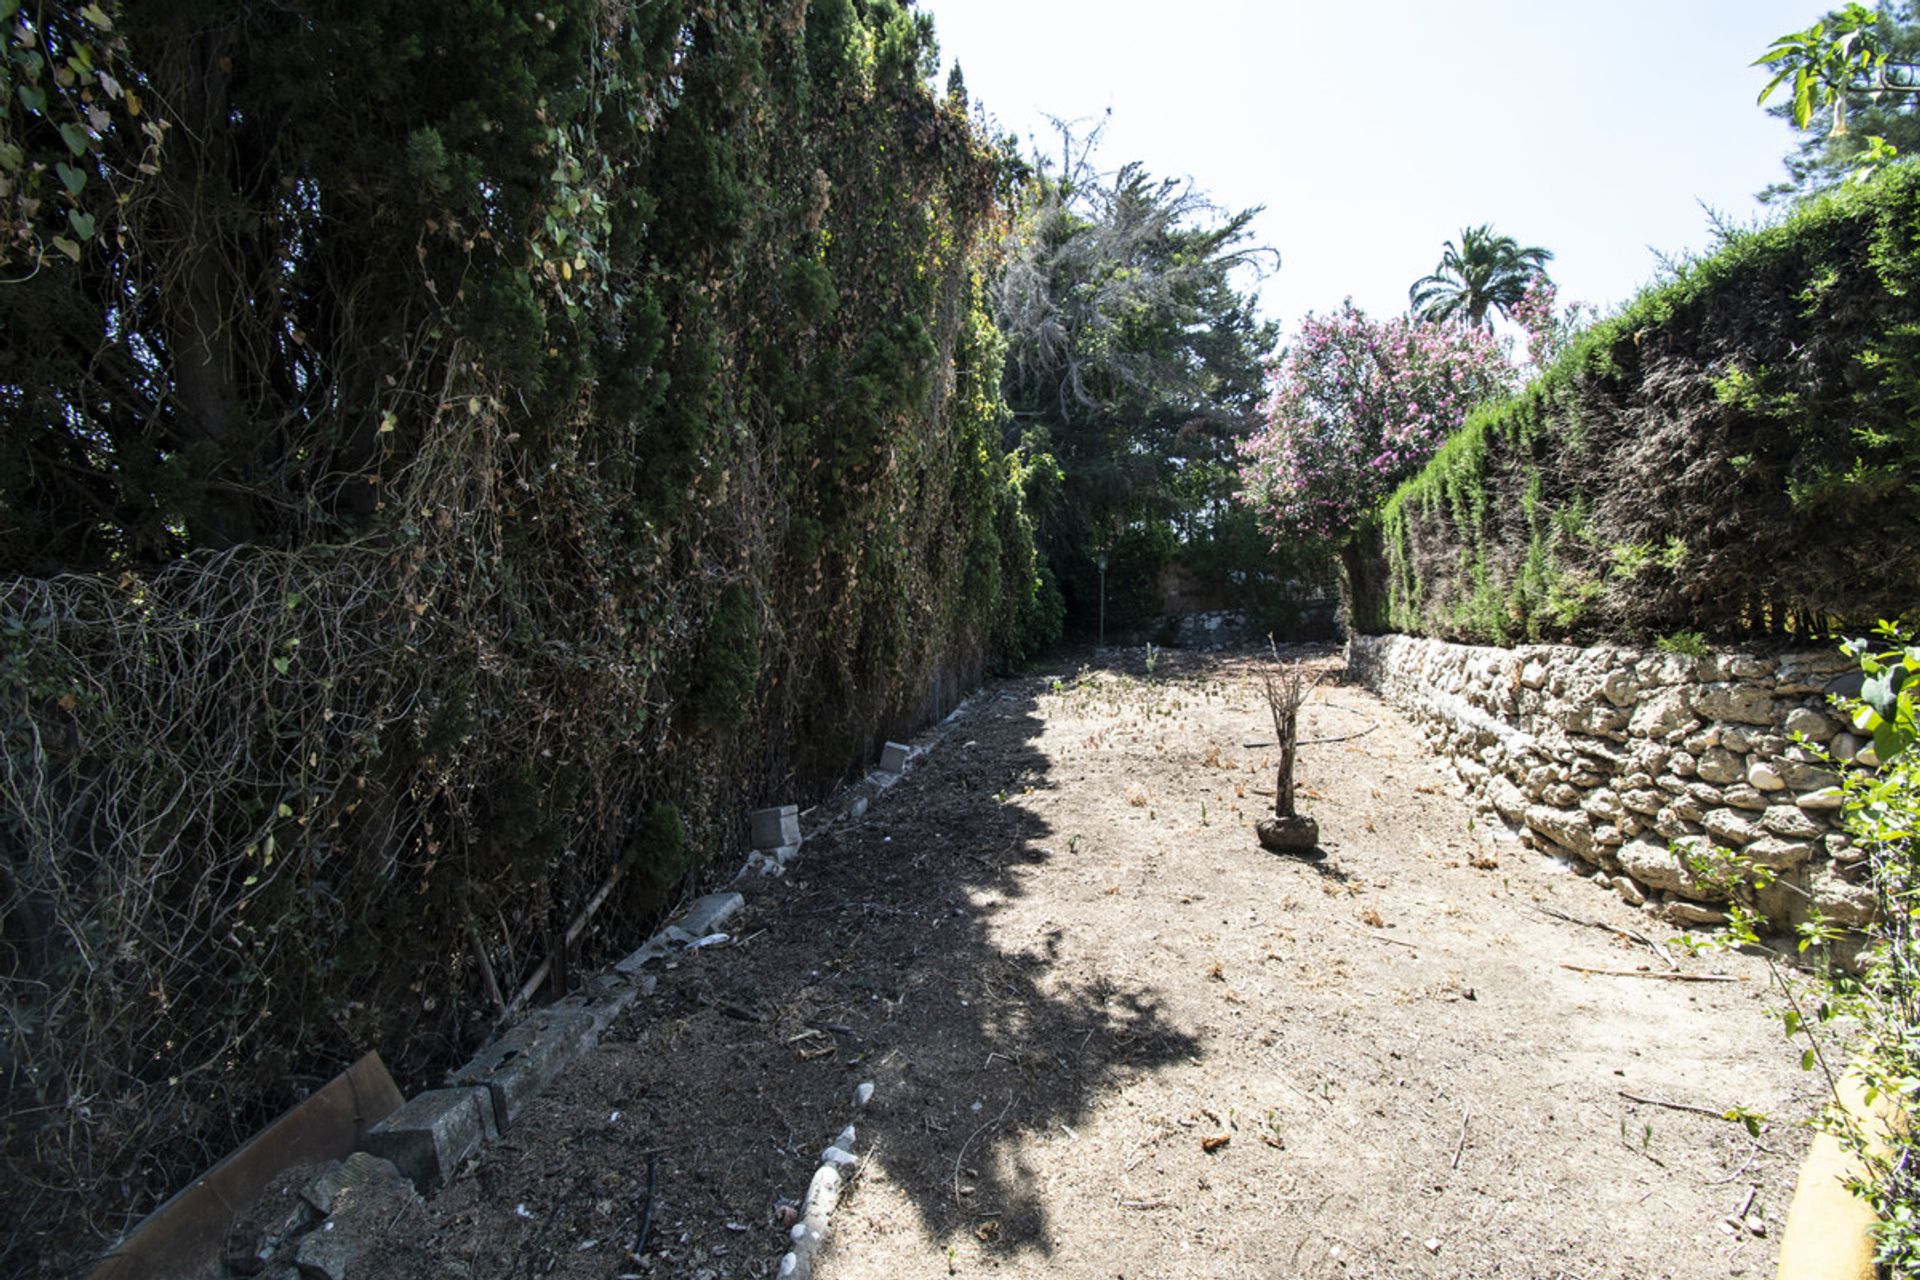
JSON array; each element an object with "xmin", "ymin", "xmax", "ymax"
[{"xmin": 1257, "ymin": 656, "xmax": 1324, "ymax": 853}]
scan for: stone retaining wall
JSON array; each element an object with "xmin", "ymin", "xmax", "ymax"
[{"xmin": 1348, "ymin": 634, "xmax": 1877, "ymax": 936}]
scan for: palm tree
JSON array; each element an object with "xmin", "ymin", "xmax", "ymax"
[{"xmin": 1408, "ymin": 225, "xmax": 1553, "ymax": 329}]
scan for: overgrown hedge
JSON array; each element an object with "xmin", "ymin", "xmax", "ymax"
[
  {"xmin": 0, "ymin": 2, "xmax": 1047, "ymax": 1272},
  {"xmin": 1351, "ymin": 165, "xmax": 1920, "ymax": 645}
]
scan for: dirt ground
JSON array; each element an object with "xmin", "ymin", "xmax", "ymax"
[{"xmin": 354, "ymin": 646, "xmax": 1824, "ymax": 1280}]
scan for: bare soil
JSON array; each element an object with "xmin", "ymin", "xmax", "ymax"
[{"xmin": 353, "ymin": 646, "xmax": 1822, "ymax": 1280}]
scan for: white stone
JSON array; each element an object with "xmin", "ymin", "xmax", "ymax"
[
  {"xmin": 1796, "ymin": 787, "xmax": 1846, "ymax": 812},
  {"xmin": 854, "ymin": 1081, "xmax": 875, "ymax": 1107},
  {"xmin": 1666, "ymin": 900, "xmax": 1730, "ymax": 927},
  {"xmin": 1747, "ymin": 761, "xmax": 1787, "ymax": 792}
]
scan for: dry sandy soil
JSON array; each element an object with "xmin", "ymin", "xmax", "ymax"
[{"xmin": 354, "ymin": 646, "xmax": 1825, "ymax": 1280}]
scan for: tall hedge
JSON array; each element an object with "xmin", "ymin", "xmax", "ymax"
[
  {"xmin": 1352, "ymin": 165, "xmax": 1920, "ymax": 645},
  {"xmin": 0, "ymin": 2, "xmax": 1045, "ymax": 1271}
]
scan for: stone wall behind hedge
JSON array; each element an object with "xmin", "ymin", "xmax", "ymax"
[{"xmin": 1349, "ymin": 634, "xmax": 1877, "ymax": 938}]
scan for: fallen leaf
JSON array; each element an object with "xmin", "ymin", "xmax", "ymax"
[{"xmin": 1201, "ymin": 1134, "xmax": 1230, "ymax": 1153}]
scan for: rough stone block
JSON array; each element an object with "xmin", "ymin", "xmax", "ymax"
[
  {"xmin": 1812, "ymin": 867, "xmax": 1877, "ymax": 928},
  {"xmin": 751, "ymin": 805, "xmax": 801, "ymax": 850},
  {"xmin": 1487, "ymin": 775, "xmax": 1528, "ymax": 822},
  {"xmin": 1525, "ymin": 805, "xmax": 1600, "ymax": 862},
  {"xmin": 1744, "ymin": 836, "xmax": 1815, "ymax": 870},
  {"xmin": 1693, "ymin": 747, "xmax": 1744, "ymax": 785},
  {"xmin": 290, "ymin": 1154, "xmax": 416, "ymax": 1280},
  {"xmin": 1760, "ymin": 805, "xmax": 1823, "ymax": 840},
  {"xmin": 362, "ymin": 1088, "xmax": 495, "ymax": 1191},
  {"xmin": 450, "ymin": 1007, "xmax": 597, "ymax": 1133},
  {"xmin": 1701, "ymin": 807, "xmax": 1762, "ymax": 846},
  {"xmin": 1784, "ymin": 706, "xmax": 1837, "ymax": 742},
  {"xmin": 1618, "ymin": 836, "xmax": 1729, "ymax": 901},
  {"xmin": 878, "ymin": 741, "xmax": 911, "ymax": 773}
]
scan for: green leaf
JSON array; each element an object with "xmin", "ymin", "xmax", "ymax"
[
  {"xmin": 58, "ymin": 122, "xmax": 88, "ymax": 156},
  {"xmin": 1864, "ymin": 668, "xmax": 1903, "ymax": 720},
  {"xmin": 66, "ymin": 209, "xmax": 95, "ymax": 240},
  {"xmin": 271, "ymin": 656, "xmax": 291, "ymax": 675},
  {"xmin": 80, "ymin": 3, "xmax": 112, "ymax": 28},
  {"xmin": 50, "ymin": 235, "xmax": 80, "ymax": 261},
  {"xmin": 0, "ymin": 143, "xmax": 21, "ymax": 173},
  {"xmin": 17, "ymin": 83, "xmax": 46, "ymax": 114},
  {"xmin": 55, "ymin": 162, "xmax": 85, "ymax": 194}
]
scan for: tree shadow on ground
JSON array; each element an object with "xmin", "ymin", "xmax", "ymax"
[{"xmin": 731, "ymin": 670, "xmax": 1201, "ymax": 1263}]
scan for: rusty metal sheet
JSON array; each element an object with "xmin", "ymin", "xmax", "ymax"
[{"xmin": 84, "ymin": 1050, "xmax": 404, "ymax": 1280}]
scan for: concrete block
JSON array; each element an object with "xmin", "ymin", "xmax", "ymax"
[
  {"xmin": 677, "ymin": 891, "xmax": 744, "ymax": 937},
  {"xmin": 751, "ymin": 805, "xmax": 800, "ymax": 850},
  {"xmin": 878, "ymin": 741, "xmax": 910, "ymax": 773},
  {"xmin": 551, "ymin": 974, "xmax": 643, "ymax": 1036},
  {"xmin": 449, "ymin": 1008, "xmax": 597, "ymax": 1133},
  {"xmin": 361, "ymin": 1087, "xmax": 496, "ymax": 1191}
]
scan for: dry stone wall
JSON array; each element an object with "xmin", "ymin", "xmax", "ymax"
[{"xmin": 1348, "ymin": 634, "xmax": 1877, "ymax": 937}]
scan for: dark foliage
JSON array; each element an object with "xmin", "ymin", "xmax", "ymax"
[{"xmin": 0, "ymin": 1, "xmax": 1042, "ymax": 1271}]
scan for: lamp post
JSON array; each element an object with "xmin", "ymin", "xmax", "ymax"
[{"xmin": 1096, "ymin": 551, "xmax": 1109, "ymax": 651}]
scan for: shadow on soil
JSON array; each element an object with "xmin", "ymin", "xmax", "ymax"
[{"xmin": 761, "ymin": 662, "xmax": 1200, "ymax": 1262}]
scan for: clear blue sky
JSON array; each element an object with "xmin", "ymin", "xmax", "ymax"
[{"xmin": 927, "ymin": 0, "xmax": 1822, "ymax": 337}]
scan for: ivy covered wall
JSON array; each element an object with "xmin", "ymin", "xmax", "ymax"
[
  {"xmin": 0, "ymin": 1, "xmax": 1047, "ymax": 1270},
  {"xmin": 1350, "ymin": 167, "xmax": 1920, "ymax": 646}
]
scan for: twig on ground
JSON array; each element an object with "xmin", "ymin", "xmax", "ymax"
[
  {"xmin": 1452, "ymin": 1110, "xmax": 1471, "ymax": 1170},
  {"xmin": 1618, "ymin": 1090, "xmax": 1729, "ymax": 1119},
  {"xmin": 952, "ymin": 1095, "xmax": 1015, "ymax": 1206},
  {"xmin": 1560, "ymin": 964, "xmax": 1738, "ymax": 983},
  {"xmin": 697, "ymin": 992, "xmax": 767, "ymax": 1022},
  {"xmin": 1531, "ymin": 904, "xmax": 1677, "ymax": 970},
  {"xmin": 1706, "ymin": 1139, "xmax": 1764, "ymax": 1185},
  {"xmin": 1349, "ymin": 924, "xmax": 1421, "ymax": 951}
]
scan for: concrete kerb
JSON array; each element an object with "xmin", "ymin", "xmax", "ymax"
[{"xmin": 1773, "ymin": 1068, "xmax": 1900, "ymax": 1280}]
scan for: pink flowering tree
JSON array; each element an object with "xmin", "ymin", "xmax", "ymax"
[
  {"xmin": 1237, "ymin": 301, "xmax": 1514, "ymax": 545},
  {"xmin": 1508, "ymin": 273, "xmax": 1599, "ymax": 373}
]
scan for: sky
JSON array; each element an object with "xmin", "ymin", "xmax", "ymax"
[{"xmin": 927, "ymin": 0, "xmax": 1823, "ymax": 339}]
